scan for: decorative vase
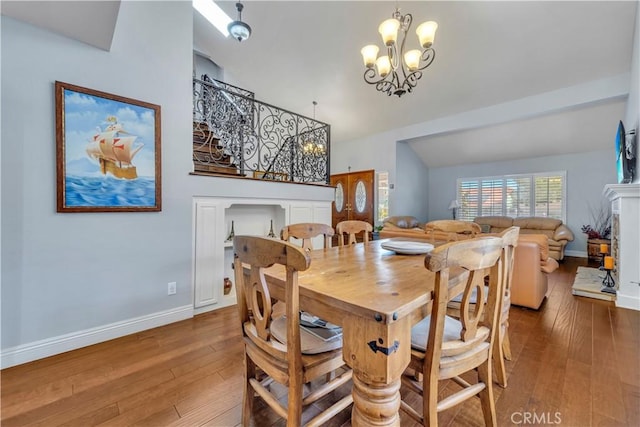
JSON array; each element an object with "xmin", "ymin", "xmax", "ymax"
[{"xmin": 223, "ymin": 277, "xmax": 232, "ymax": 295}]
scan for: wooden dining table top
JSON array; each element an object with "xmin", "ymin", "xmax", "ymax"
[{"xmin": 262, "ymin": 239, "xmax": 439, "ymax": 326}]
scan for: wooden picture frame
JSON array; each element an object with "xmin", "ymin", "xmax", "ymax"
[{"xmin": 55, "ymin": 81, "xmax": 161, "ymax": 212}]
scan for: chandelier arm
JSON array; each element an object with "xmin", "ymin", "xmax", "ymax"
[
  {"xmin": 363, "ymin": 68, "xmax": 390, "ymax": 86},
  {"xmin": 401, "ymin": 13, "xmax": 412, "ymax": 32},
  {"xmin": 398, "ymin": 14, "xmax": 411, "ymax": 80},
  {"xmin": 377, "ymin": 80, "xmax": 397, "ymax": 96},
  {"xmin": 392, "ymin": 71, "xmax": 403, "ymax": 93},
  {"xmin": 388, "ymin": 44, "xmax": 399, "ymax": 71},
  {"xmin": 417, "ymin": 48, "xmax": 436, "ymax": 71},
  {"xmin": 400, "ymin": 70, "xmax": 423, "ymax": 90}
]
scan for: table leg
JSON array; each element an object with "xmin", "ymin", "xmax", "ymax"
[
  {"xmin": 352, "ymin": 374, "xmax": 401, "ymax": 426},
  {"xmin": 342, "ymin": 315, "xmax": 410, "ymax": 427}
]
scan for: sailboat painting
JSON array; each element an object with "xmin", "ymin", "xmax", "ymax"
[{"xmin": 56, "ymin": 82, "xmax": 161, "ymax": 212}]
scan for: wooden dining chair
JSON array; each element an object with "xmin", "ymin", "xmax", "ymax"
[
  {"xmin": 446, "ymin": 227, "xmax": 520, "ymax": 388},
  {"xmin": 233, "ymin": 236, "xmax": 353, "ymax": 427},
  {"xmin": 336, "ymin": 220, "xmax": 373, "ymax": 246},
  {"xmin": 493, "ymin": 227, "xmax": 519, "ymax": 388},
  {"xmin": 281, "ymin": 223, "xmax": 334, "ymax": 251},
  {"xmin": 400, "ymin": 236, "xmax": 504, "ymax": 427}
]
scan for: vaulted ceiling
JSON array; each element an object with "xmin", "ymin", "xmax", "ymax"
[
  {"xmin": 195, "ymin": 1, "xmax": 636, "ymax": 167},
  {"xmin": 3, "ymin": 1, "xmax": 636, "ymax": 167}
]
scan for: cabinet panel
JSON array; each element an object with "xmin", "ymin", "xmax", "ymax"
[
  {"xmin": 290, "ymin": 204, "xmax": 314, "ymax": 224},
  {"xmin": 289, "ymin": 202, "xmax": 332, "ymax": 248},
  {"xmin": 193, "ymin": 197, "xmax": 331, "ymax": 313},
  {"xmin": 194, "ymin": 202, "xmax": 222, "ymax": 308}
]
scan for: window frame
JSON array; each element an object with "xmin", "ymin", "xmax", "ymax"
[
  {"xmin": 456, "ymin": 171, "xmax": 567, "ymax": 223},
  {"xmin": 376, "ymin": 171, "xmax": 389, "ymax": 224}
]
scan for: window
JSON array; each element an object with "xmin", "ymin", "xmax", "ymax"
[
  {"xmin": 377, "ymin": 172, "xmax": 389, "ymax": 223},
  {"xmin": 456, "ymin": 172, "xmax": 566, "ymax": 222}
]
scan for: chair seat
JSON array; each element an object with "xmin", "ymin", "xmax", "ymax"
[
  {"xmin": 270, "ymin": 316, "xmax": 343, "ymax": 354},
  {"xmin": 411, "ymin": 315, "xmax": 490, "ymax": 357}
]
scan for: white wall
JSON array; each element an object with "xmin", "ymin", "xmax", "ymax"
[
  {"xmin": 0, "ymin": 1, "xmax": 331, "ymax": 367},
  {"xmin": 395, "ymin": 142, "xmax": 429, "ymax": 221},
  {"xmin": 331, "ymin": 131, "xmax": 434, "ymax": 220},
  {"xmin": 427, "ymin": 150, "xmax": 616, "ymax": 255},
  {"xmin": 1, "ymin": 1, "xmax": 194, "ymax": 353}
]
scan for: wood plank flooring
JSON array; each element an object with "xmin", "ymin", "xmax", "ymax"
[{"xmin": 2, "ymin": 257, "xmax": 639, "ymax": 426}]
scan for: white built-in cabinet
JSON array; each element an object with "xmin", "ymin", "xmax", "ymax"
[
  {"xmin": 604, "ymin": 183, "xmax": 640, "ymax": 311},
  {"xmin": 192, "ymin": 197, "xmax": 332, "ymax": 313}
]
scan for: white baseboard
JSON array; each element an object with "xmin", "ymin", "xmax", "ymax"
[
  {"xmin": 565, "ymin": 250, "xmax": 587, "ymax": 258},
  {"xmin": 615, "ymin": 292, "xmax": 640, "ymax": 311},
  {"xmin": 1, "ymin": 305, "xmax": 193, "ymax": 369}
]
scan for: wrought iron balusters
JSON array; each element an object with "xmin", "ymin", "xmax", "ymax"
[{"xmin": 193, "ymin": 78, "xmax": 330, "ymax": 183}]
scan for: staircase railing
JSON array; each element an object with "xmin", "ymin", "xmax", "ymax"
[{"xmin": 193, "ymin": 77, "xmax": 330, "ymax": 184}]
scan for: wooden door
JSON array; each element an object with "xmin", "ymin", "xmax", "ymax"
[
  {"xmin": 330, "ymin": 173, "xmax": 350, "ymax": 227},
  {"xmin": 330, "ymin": 169, "xmax": 374, "ymax": 229}
]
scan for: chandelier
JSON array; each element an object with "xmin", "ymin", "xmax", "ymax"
[
  {"xmin": 360, "ymin": 7, "xmax": 438, "ymax": 97},
  {"xmin": 228, "ymin": 2, "xmax": 251, "ymax": 42},
  {"xmin": 302, "ymin": 101, "xmax": 326, "ymax": 155}
]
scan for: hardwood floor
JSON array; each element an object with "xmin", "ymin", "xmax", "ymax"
[{"xmin": 2, "ymin": 257, "xmax": 639, "ymax": 426}]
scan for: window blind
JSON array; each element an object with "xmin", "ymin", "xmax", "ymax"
[{"xmin": 456, "ymin": 172, "xmax": 565, "ymax": 222}]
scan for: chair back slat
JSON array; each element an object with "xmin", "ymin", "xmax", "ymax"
[
  {"xmin": 249, "ymin": 268, "xmax": 273, "ymax": 340},
  {"xmin": 499, "ymin": 226, "xmax": 519, "ymax": 297},
  {"xmin": 425, "ymin": 237, "xmax": 503, "ymax": 345},
  {"xmin": 336, "ymin": 220, "xmax": 372, "ymax": 246},
  {"xmin": 459, "ymin": 270, "xmax": 486, "ymax": 341},
  {"xmin": 281, "ymin": 223, "xmax": 334, "ymax": 251}
]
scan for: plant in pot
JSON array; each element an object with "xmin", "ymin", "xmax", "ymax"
[
  {"xmin": 372, "ymin": 225, "xmax": 384, "ymax": 240},
  {"xmin": 581, "ymin": 203, "xmax": 612, "ymax": 261}
]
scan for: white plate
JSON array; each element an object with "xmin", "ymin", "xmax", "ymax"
[{"xmin": 381, "ymin": 240, "xmax": 435, "ymax": 255}]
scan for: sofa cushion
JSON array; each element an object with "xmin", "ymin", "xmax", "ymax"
[
  {"xmin": 519, "ymin": 228, "xmax": 555, "ymax": 239},
  {"xmin": 425, "ymin": 220, "xmax": 481, "ymax": 235},
  {"xmin": 518, "ymin": 234, "xmax": 549, "ymax": 264},
  {"xmin": 383, "ymin": 216, "xmax": 420, "ymax": 229},
  {"xmin": 513, "ymin": 217, "xmax": 562, "ymax": 230},
  {"xmin": 473, "ymin": 216, "xmax": 514, "ymax": 231}
]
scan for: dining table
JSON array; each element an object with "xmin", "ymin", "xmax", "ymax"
[{"xmin": 262, "ymin": 238, "xmax": 446, "ymax": 427}]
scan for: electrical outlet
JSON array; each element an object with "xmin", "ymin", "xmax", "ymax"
[{"xmin": 168, "ymin": 282, "xmax": 177, "ymax": 295}]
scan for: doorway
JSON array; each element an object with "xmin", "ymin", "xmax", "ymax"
[{"xmin": 330, "ymin": 169, "xmax": 375, "ymax": 233}]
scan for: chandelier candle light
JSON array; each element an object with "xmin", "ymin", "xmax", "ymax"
[
  {"xmin": 302, "ymin": 101, "xmax": 326, "ymax": 155},
  {"xmin": 361, "ymin": 5, "xmax": 438, "ymax": 97}
]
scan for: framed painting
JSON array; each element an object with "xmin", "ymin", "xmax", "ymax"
[{"xmin": 55, "ymin": 81, "xmax": 161, "ymax": 212}]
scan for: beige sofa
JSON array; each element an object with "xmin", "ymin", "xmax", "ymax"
[
  {"xmin": 511, "ymin": 234, "xmax": 559, "ymax": 309},
  {"xmin": 380, "ymin": 217, "xmax": 480, "ymax": 242},
  {"xmin": 473, "ymin": 216, "xmax": 574, "ymax": 261},
  {"xmin": 378, "ymin": 216, "xmax": 425, "ymax": 240}
]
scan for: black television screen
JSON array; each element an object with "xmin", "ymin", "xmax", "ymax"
[{"xmin": 616, "ymin": 120, "xmax": 636, "ymax": 184}]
